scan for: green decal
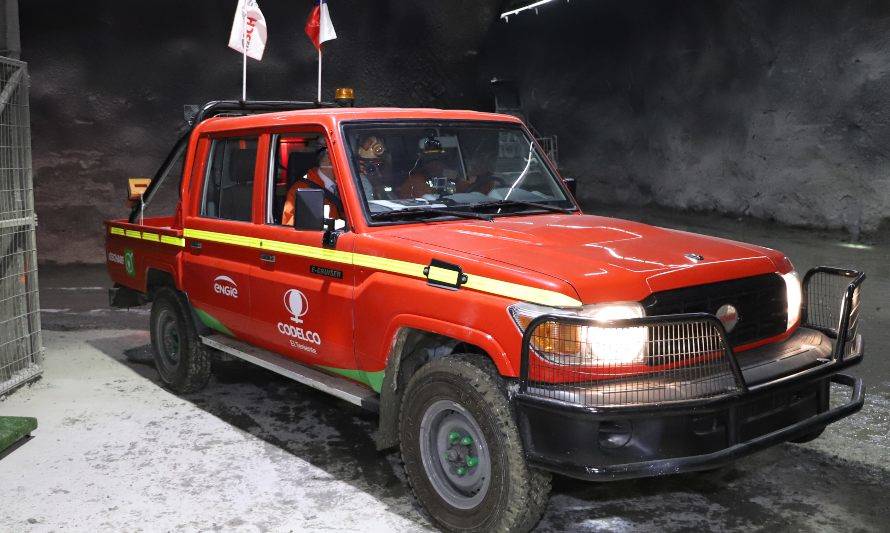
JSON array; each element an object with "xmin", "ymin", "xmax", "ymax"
[
  {"xmin": 319, "ymin": 366, "xmax": 385, "ymax": 393},
  {"xmin": 124, "ymin": 249, "xmax": 136, "ymax": 277},
  {"xmin": 194, "ymin": 308, "xmax": 234, "ymax": 336}
]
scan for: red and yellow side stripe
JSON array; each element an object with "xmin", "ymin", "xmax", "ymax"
[{"xmin": 107, "ymin": 225, "xmax": 582, "ymax": 308}]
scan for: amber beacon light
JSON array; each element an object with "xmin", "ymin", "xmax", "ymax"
[{"xmin": 335, "ymin": 87, "xmax": 355, "ymax": 107}]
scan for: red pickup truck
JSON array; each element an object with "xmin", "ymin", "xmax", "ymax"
[{"xmin": 105, "ymin": 100, "xmax": 866, "ymax": 532}]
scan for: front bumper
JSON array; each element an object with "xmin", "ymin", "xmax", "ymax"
[{"xmin": 513, "ymin": 267, "xmax": 866, "ymax": 481}]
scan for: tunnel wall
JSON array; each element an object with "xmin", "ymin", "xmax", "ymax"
[
  {"xmin": 482, "ymin": 0, "xmax": 890, "ymax": 237},
  {"xmin": 23, "ymin": 0, "xmax": 890, "ymax": 263}
]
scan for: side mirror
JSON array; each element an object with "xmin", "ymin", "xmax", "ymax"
[
  {"xmin": 294, "ymin": 188, "xmax": 326, "ymax": 231},
  {"xmin": 563, "ymin": 177, "xmax": 577, "ymax": 198}
]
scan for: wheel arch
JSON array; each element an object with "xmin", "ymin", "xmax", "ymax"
[
  {"xmin": 375, "ymin": 315, "xmax": 511, "ymax": 451},
  {"xmin": 145, "ymin": 266, "xmax": 179, "ymax": 298},
  {"xmin": 145, "ymin": 267, "xmax": 209, "ymax": 335}
]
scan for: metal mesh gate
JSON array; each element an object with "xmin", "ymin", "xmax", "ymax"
[{"xmin": 0, "ymin": 56, "xmax": 41, "ymax": 396}]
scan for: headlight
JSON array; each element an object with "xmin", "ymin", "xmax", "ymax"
[
  {"xmin": 782, "ymin": 271, "xmax": 802, "ymax": 330},
  {"xmin": 509, "ymin": 302, "xmax": 647, "ymax": 366}
]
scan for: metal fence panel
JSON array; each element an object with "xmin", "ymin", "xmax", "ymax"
[{"xmin": 0, "ymin": 56, "xmax": 41, "ymax": 396}]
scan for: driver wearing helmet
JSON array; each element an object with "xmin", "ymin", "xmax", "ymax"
[{"xmin": 356, "ymin": 135, "xmax": 388, "ymax": 200}]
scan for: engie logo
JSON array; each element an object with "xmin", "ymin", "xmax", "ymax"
[
  {"xmin": 107, "ymin": 252, "xmax": 125, "ymax": 265},
  {"xmin": 284, "ymin": 289, "xmax": 309, "ymax": 323},
  {"xmin": 277, "ymin": 289, "xmax": 321, "ymax": 351},
  {"xmin": 213, "ymin": 275, "xmax": 239, "ymax": 299}
]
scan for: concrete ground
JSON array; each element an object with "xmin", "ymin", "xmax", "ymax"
[{"xmin": 1, "ymin": 206, "xmax": 889, "ymax": 532}]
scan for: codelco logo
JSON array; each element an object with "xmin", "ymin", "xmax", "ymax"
[
  {"xmin": 284, "ymin": 289, "xmax": 309, "ymax": 323},
  {"xmin": 213, "ymin": 275, "xmax": 239, "ymax": 299},
  {"xmin": 277, "ymin": 289, "xmax": 321, "ymax": 350}
]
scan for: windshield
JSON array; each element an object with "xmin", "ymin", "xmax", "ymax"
[{"xmin": 343, "ymin": 122, "xmax": 575, "ymax": 222}]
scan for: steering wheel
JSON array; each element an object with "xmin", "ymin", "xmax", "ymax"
[{"xmin": 467, "ymin": 175, "xmax": 506, "ymax": 194}]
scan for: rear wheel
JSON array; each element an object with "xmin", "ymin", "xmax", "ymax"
[
  {"xmin": 399, "ymin": 355, "xmax": 551, "ymax": 532},
  {"xmin": 149, "ymin": 287, "xmax": 211, "ymax": 393}
]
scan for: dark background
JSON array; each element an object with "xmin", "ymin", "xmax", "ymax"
[{"xmin": 18, "ymin": 0, "xmax": 890, "ymax": 263}]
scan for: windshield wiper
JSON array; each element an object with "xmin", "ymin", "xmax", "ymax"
[
  {"xmin": 371, "ymin": 207, "xmax": 493, "ymax": 222},
  {"xmin": 466, "ymin": 200, "xmax": 575, "ymax": 214}
]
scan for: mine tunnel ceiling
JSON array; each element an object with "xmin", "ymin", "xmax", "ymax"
[{"xmin": 500, "ymin": 0, "xmax": 569, "ymax": 21}]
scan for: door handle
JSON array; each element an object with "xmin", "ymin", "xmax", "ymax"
[
  {"xmin": 190, "ymin": 241, "xmax": 202, "ymax": 250},
  {"xmin": 260, "ymin": 253, "xmax": 276, "ymax": 263}
]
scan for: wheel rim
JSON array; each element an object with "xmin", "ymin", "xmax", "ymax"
[
  {"xmin": 419, "ymin": 399, "xmax": 491, "ymax": 510},
  {"xmin": 156, "ymin": 308, "xmax": 181, "ymax": 370}
]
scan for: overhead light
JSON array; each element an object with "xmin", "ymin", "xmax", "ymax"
[
  {"xmin": 500, "ymin": 0, "xmax": 561, "ymax": 21},
  {"xmin": 836, "ymin": 242, "xmax": 872, "ymax": 250}
]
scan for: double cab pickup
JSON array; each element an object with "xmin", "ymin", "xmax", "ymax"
[{"xmin": 106, "ymin": 100, "xmax": 866, "ymax": 532}]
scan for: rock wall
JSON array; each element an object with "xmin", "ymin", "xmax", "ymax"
[
  {"xmin": 481, "ymin": 0, "xmax": 890, "ymax": 237},
  {"xmin": 23, "ymin": 0, "xmax": 890, "ymax": 263}
]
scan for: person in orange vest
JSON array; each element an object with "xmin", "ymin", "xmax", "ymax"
[{"xmin": 282, "ymin": 148, "xmax": 340, "ymax": 226}]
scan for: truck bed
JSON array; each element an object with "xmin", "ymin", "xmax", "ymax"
[{"xmin": 104, "ymin": 216, "xmax": 184, "ymax": 294}]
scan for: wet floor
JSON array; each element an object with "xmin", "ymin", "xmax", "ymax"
[{"xmin": 4, "ymin": 206, "xmax": 889, "ymax": 532}]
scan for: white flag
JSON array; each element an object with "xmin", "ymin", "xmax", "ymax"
[
  {"xmin": 318, "ymin": 0, "xmax": 337, "ymax": 46},
  {"xmin": 228, "ymin": 0, "xmax": 267, "ymax": 61}
]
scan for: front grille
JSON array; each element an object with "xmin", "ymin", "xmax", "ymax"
[
  {"xmin": 642, "ymin": 274, "xmax": 787, "ymax": 348},
  {"xmin": 522, "ymin": 315, "xmax": 742, "ymax": 407}
]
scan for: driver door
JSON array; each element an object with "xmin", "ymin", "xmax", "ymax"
[{"xmin": 248, "ymin": 129, "xmax": 356, "ymax": 373}]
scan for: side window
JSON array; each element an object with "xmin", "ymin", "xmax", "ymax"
[
  {"xmin": 267, "ymin": 131, "xmax": 334, "ymax": 226},
  {"xmin": 201, "ymin": 137, "xmax": 258, "ymax": 222}
]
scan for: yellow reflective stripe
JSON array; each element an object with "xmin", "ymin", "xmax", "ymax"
[
  {"xmin": 180, "ymin": 227, "xmax": 582, "ymax": 308},
  {"xmin": 109, "ymin": 226, "xmax": 185, "ymax": 247},
  {"xmin": 261, "ymin": 238, "xmax": 353, "ymax": 264},
  {"xmin": 353, "ymin": 253, "xmax": 426, "ymax": 278},
  {"xmin": 160, "ymin": 235, "xmax": 186, "ymax": 247},
  {"xmin": 183, "ymin": 228, "xmax": 261, "ymax": 249},
  {"xmin": 427, "ymin": 265, "xmax": 460, "ymax": 286},
  {"xmin": 463, "ymin": 274, "xmax": 583, "ymax": 308}
]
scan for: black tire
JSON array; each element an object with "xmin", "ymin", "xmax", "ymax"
[
  {"xmin": 149, "ymin": 287, "xmax": 211, "ymax": 394},
  {"xmin": 399, "ymin": 355, "xmax": 551, "ymax": 533}
]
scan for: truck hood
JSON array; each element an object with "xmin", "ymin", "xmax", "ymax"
[{"xmin": 392, "ymin": 214, "xmax": 785, "ymax": 304}]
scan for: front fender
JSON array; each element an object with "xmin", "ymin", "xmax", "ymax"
[{"xmin": 381, "ymin": 313, "xmax": 512, "ymax": 376}]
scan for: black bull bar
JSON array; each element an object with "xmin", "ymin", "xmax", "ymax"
[{"xmin": 513, "ymin": 267, "xmax": 866, "ymax": 480}]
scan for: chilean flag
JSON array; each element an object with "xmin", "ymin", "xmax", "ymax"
[{"xmin": 305, "ymin": 0, "xmax": 337, "ymax": 50}]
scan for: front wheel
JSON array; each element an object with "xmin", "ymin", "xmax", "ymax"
[{"xmin": 399, "ymin": 355, "xmax": 551, "ymax": 532}]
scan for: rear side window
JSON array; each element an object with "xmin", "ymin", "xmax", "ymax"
[{"xmin": 201, "ymin": 137, "xmax": 258, "ymax": 222}]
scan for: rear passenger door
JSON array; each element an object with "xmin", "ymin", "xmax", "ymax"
[{"xmin": 182, "ymin": 135, "xmax": 261, "ymax": 339}]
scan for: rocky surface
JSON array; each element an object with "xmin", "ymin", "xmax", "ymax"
[{"xmin": 482, "ymin": 0, "xmax": 890, "ymax": 237}]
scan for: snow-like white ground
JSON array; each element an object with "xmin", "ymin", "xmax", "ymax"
[{"xmin": 0, "ymin": 330, "xmax": 429, "ymax": 532}]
